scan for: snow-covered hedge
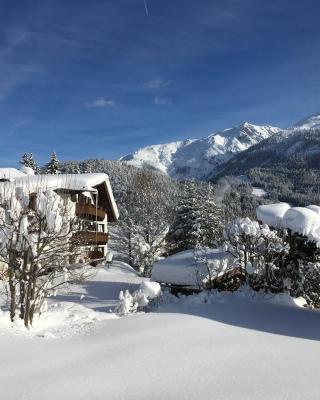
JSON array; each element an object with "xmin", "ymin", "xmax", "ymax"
[{"xmin": 257, "ymin": 203, "xmax": 320, "ymax": 246}]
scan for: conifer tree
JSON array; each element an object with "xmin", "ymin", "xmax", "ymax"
[
  {"xmin": 166, "ymin": 181, "xmax": 222, "ymax": 254},
  {"xmin": 46, "ymin": 152, "xmax": 60, "ymax": 175},
  {"xmin": 19, "ymin": 152, "xmax": 40, "ymax": 174}
]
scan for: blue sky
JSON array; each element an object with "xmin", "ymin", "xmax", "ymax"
[{"xmin": 1, "ymin": 0, "xmax": 320, "ymax": 166}]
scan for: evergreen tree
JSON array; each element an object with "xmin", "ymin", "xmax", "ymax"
[
  {"xmin": 46, "ymin": 152, "xmax": 60, "ymax": 175},
  {"xmin": 19, "ymin": 152, "xmax": 40, "ymax": 174},
  {"xmin": 64, "ymin": 161, "xmax": 81, "ymax": 174},
  {"xmin": 166, "ymin": 181, "xmax": 222, "ymax": 254},
  {"xmin": 194, "ymin": 183, "xmax": 223, "ymax": 246}
]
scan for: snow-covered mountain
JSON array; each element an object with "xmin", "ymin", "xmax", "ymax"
[
  {"xmin": 120, "ymin": 122, "xmax": 281, "ymax": 180},
  {"xmin": 292, "ymin": 112, "xmax": 320, "ymax": 130},
  {"xmin": 215, "ymin": 114, "xmax": 320, "ymax": 180}
]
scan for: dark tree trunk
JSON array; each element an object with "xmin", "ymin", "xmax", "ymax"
[
  {"xmin": 19, "ymin": 252, "xmax": 29, "ymax": 320},
  {"xmin": 24, "ymin": 263, "xmax": 35, "ymax": 329},
  {"xmin": 9, "ymin": 271, "xmax": 16, "ymax": 322},
  {"xmin": 128, "ymin": 229, "xmax": 132, "ymax": 266}
]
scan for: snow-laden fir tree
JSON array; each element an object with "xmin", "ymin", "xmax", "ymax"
[
  {"xmin": 166, "ymin": 181, "xmax": 222, "ymax": 254},
  {"xmin": 19, "ymin": 152, "xmax": 40, "ymax": 174},
  {"xmin": 192, "ymin": 183, "xmax": 223, "ymax": 246},
  {"xmin": 46, "ymin": 151, "xmax": 60, "ymax": 175},
  {"xmin": 61, "ymin": 161, "xmax": 81, "ymax": 174}
]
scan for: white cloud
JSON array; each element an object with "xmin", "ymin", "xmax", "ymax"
[
  {"xmin": 88, "ymin": 97, "xmax": 115, "ymax": 107},
  {"xmin": 154, "ymin": 96, "xmax": 172, "ymax": 106},
  {"xmin": 146, "ymin": 77, "xmax": 172, "ymax": 89}
]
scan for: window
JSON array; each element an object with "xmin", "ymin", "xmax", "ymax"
[
  {"xmin": 29, "ymin": 193, "xmax": 37, "ymax": 210},
  {"xmin": 71, "ymin": 193, "xmax": 77, "ymax": 202}
]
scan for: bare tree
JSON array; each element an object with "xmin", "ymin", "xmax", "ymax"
[
  {"xmin": 112, "ymin": 170, "xmax": 177, "ymax": 275},
  {"xmin": 0, "ymin": 182, "xmax": 86, "ymax": 328}
]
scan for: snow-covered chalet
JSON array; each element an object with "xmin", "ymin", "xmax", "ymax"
[{"xmin": 0, "ymin": 168, "xmax": 119, "ymax": 263}]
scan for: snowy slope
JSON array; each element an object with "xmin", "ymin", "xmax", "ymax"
[
  {"xmin": 214, "ymin": 113, "xmax": 320, "ymax": 180},
  {"xmin": 293, "ymin": 112, "xmax": 320, "ymax": 130},
  {"xmin": 120, "ymin": 122, "xmax": 281, "ymax": 180}
]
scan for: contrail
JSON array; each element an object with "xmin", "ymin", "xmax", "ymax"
[{"xmin": 143, "ymin": 0, "xmax": 149, "ymax": 16}]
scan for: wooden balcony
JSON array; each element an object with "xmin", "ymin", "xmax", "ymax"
[
  {"xmin": 76, "ymin": 203, "xmax": 106, "ymax": 221},
  {"xmin": 73, "ymin": 231, "xmax": 109, "ymax": 246}
]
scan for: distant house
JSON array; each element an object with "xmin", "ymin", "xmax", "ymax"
[
  {"xmin": 0, "ymin": 168, "xmax": 27, "ymax": 181},
  {"xmin": 0, "ymin": 169, "xmax": 119, "ymax": 264},
  {"xmin": 151, "ymin": 249, "xmax": 238, "ymax": 293}
]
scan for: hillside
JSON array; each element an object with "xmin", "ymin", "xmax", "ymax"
[{"xmin": 214, "ymin": 128, "xmax": 320, "ymax": 205}]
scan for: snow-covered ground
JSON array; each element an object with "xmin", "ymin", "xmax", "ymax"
[
  {"xmin": 1, "ymin": 261, "xmax": 320, "ymax": 399},
  {"xmin": 252, "ymin": 187, "xmax": 267, "ymax": 197}
]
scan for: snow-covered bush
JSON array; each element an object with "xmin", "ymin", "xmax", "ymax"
[
  {"xmin": 115, "ymin": 282, "xmax": 161, "ymax": 315},
  {"xmin": 298, "ymin": 262, "xmax": 320, "ymax": 307},
  {"xmin": 224, "ymin": 217, "xmax": 289, "ymax": 290},
  {"xmin": 224, "ymin": 217, "xmax": 320, "ymax": 306}
]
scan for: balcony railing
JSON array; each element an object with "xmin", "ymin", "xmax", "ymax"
[
  {"xmin": 76, "ymin": 203, "xmax": 106, "ymax": 221},
  {"xmin": 73, "ymin": 231, "xmax": 109, "ymax": 246}
]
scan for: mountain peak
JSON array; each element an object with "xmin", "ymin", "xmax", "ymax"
[
  {"xmin": 120, "ymin": 122, "xmax": 281, "ymax": 180},
  {"xmin": 240, "ymin": 121, "xmax": 253, "ymax": 128},
  {"xmin": 294, "ymin": 113, "xmax": 320, "ymax": 130}
]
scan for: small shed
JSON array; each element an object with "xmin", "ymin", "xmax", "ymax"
[{"xmin": 151, "ymin": 249, "xmax": 238, "ymax": 293}]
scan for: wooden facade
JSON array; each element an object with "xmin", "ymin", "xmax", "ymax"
[
  {"xmin": 73, "ymin": 231, "xmax": 109, "ymax": 246},
  {"xmin": 75, "ymin": 203, "xmax": 106, "ymax": 221}
]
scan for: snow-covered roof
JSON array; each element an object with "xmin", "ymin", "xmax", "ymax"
[
  {"xmin": 0, "ymin": 173, "xmax": 119, "ymax": 221},
  {"xmin": 151, "ymin": 249, "xmax": 236, "ymax": 287},
  {"xmin": 9, "ymin": 173, "xmax": 109, "ymax": 192},
  {"xmin": 0, "ymin": 168, "xmax": 26, "ymax": 180},
  {"xmin": 257, "ymin": 203, "xmax": 320, "ymax": 244}
]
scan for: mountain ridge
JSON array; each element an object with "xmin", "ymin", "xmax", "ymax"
[
  {"xmin": 120, "ymin": 113, "xmax": 320, "ymax": 180},
  {"xmin": 120, "ymin": 122, "xmax": 281, "ymax": 180}
]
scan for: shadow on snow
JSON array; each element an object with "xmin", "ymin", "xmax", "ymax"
[{"xmin": 157, "ymin": 295, "xmax": 320, "ymax": 342}]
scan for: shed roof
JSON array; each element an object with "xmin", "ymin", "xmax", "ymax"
[
  {"xmin": 0, "ymin": 168, "xmax": 27, "ymax": 180},
  {"xmin": 151, "ymin": 249, "xmax": 236, "ymax": 287}
]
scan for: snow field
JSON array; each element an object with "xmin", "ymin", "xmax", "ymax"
[{"xmin": 0, "ymin": 261, "xmax": 320, "ymax": 399}]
